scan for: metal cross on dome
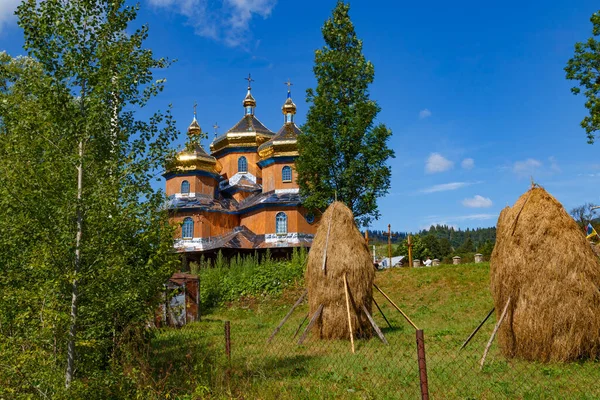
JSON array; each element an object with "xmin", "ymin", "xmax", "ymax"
[
  {"xmin": 245, "ymin": 73, "xmax": 254, "ymax": 89},
  {"xmin": 193, "ymin": 101, "xmax": 197, "ymax": 117},
  {"xmin": 213, "ymin": 122, "xmax": 219, "ymax": 138},
  {"xmin": 284, "ymin": 78, "xmax": 293, "ymax": 90}
]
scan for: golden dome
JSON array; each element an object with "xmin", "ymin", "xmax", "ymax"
[
  {"xmin": 243, "ymin": 90, "xmax": 256, "ymax": 108},
  {"xmin": 187, "ymin": 116, "xmax": 202, "ymax": 141},
  {"xmin": 282, "ymin": 92, "xmax": 296, "ymax": 115},
  {"xmin": 173, "ymin": 143, "xmax": 222, "ymax": 175},
  {"xmin": 258, "ymin": 123, "xmax": 301, "ymax": 160}
]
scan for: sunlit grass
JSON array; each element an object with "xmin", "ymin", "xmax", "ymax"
[{"xmin": 151, "ymin": 263, "xmax": 600, "ymax": 399}]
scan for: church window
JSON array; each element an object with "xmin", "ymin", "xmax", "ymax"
[
  {"xmin": 276, "ymin": 212, "xmax": 288, "ymax": 235},
  {"xmin": 282, "ymin": 166, "xmax": 292, "ymax": 182},
  {"xmin": 246, "ymin": 106, "xmax": 253, "ymax": 115},
  {"xmin": 182, "ymin": 217, "xmax": 194, "ymax": 239},
  {"xmin": 181, "ymin": 180, "xmax": 190, "ymax": 195},
  {"xmin": 238, "ymin": 156, "xmax": 248, "ymax": 173}
]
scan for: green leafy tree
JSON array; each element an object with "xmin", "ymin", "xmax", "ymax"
[
  {"xmin": 438, "ymin": 237, "xmax": 453, "ymax": 258},
  {"xmin": 565, "ymin": 10, "xmax": 600, "ymax": 143},
  {"xmin": 422, "ymin": 234, "xmax": 441, "ymax": 259},
  {"xmin": 296, "ymin": 1, "xmax": 394, "ymax": 227},
  {"xmin": 457, "ymin": 235, "xmax": 475, "ymax": 254},
  {"xmin": 0, "ymin": 0, "xmax": 177, "ymax": 393}
]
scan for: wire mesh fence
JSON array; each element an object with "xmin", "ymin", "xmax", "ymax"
[{"xmin": 149, "ymin": 283, "xmax": 600, "ymax": 399}]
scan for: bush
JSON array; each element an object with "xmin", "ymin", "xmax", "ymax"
[{"xmin": 199, "ymin": 248, "xmax": 308, "ymax": 310}]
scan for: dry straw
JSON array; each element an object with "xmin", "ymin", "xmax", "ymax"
[
  {"xmin": 490, "ymin": 187, "xmax": 600, "ymax": 361},
  {"xmin": 305, "ymin": 201, "xmax": 374, "ymax": 339}
]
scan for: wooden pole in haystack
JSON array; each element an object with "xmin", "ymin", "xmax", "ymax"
[
  {"xmin": 374, "ymin": 283, "xmax": 419, "ymax": 330},
  {"xmin": 343, "ymin": 274, "xmax": 355, "ymax": 354},
  {"xmin": 298, "ymin": 304, "xmax": 323, "ymax": 345},
  {"xmin": 480, "ymin": 298, "xmax": 511, "ymax": 370},
  {"xmin": 373, "ymin": 297, "xmax": 393, "ymax": 329},
  {"xmin": 268, "ymin": 289, "xmax": 308, "ymax": 343},
  {"xmin": 460, "ymin": 307, "xmax": 495, "ymax": 351}
]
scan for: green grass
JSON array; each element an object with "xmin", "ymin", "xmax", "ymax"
[{"xmin": 148, "ymin": 263, "xmax": 600, "ymax": 399}]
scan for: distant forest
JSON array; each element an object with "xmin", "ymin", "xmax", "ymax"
[{"xmin": 366, "ymin": 225, "xmax": 496, "ymax": 249}]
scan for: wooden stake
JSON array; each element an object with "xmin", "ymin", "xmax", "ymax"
[
  {"xmin": 322, "ymin": 204, "xmax": 335, "ymax": 273},
  {"xmin": 268, "ymin": 289, "xmax": 308, "ymax": 343},
  {"xmin": 343, "ymin": 274, "xmax": 355, "ymax": 353},
  {"xmin": 298, "ymin": 304, "xmax": 323, "ymax": 345},
  {"xmin": 408, "ymin": 235, "xmax": 413, "ymax": 268},
  {"xmin": 460, "ymin": 307, "xmax": 495, "ymax": 351},
  {"xmin": 480, "ymin": 298, "xmax": 511, "ymax": 370},
  {"xmin": 362, "ymin": 304, "xmax": 388, "ymax": 345},
  {"xmin": 373, "ymin": 297, "xmax": 392, "ymax": 329},
  {"xmin": 387, "ymin": 224, "xmax": 392, "ymax": 268},
  {"xmin": 292, "ymin": 313, "xmax": 309, "ymax": 339},
  {"xmin": 373, "ymin": 283, "xmax": 419, "ymax": 330}
]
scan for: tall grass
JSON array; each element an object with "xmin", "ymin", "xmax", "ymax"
[{"xmin": 198, "ymin": 248, "xmax": 307, "ymax": 310}]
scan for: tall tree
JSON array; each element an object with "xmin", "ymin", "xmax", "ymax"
[
  {"xmin": 0, "ymin": 0, "xmax": 177, "ymax": 394},
  {"xmin": 570, "ymin": 202, "xmax": 599, "ymax": 229},
  {"xmin": 296, "ymin": 1, "xmax": 394, "ymax": 227},
  {"xmin": 565, "ymin": 10, "xmax": 600, "ymax": 143}
]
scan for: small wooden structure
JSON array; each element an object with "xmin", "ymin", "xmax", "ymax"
[
  {"xmin": 156, "ymin": 273, "xmax": 200, "ymax": 327},
  {"xmin": 413, "ymin": 259, "xmax": 421, "ymax": 268},
  {"xmin": 432, "ymin": 259, "xmax": 441, "ymax": 266},
  {"xmin": 452, "ymin": 256, "xmax": 461, "ymax": 265},
  {"xmin": 474, "ymin": 253, "xmax": 484, "ymax": 263}
]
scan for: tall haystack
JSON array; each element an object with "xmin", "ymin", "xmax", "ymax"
[
  {"xmin": 490, "ymin": 187, "xmax": 600, "ymax": 362},
  {"xmin": 305, "ymin": 201, "xmax": 374, "ymax": 339}
]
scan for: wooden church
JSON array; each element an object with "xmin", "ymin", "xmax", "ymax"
[{"xmin": 163, "ymin": 77, "xmax": 319, "ymax": 260}]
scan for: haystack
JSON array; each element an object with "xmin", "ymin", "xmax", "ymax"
[
  {"xmin": 305, "ymin": 201, "xmax": 374, "ymax": 339},
  {"xmin": 490, "ymin": 187, "xmax": 600, "ymax": 361}
]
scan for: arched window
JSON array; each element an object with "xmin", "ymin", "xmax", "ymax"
[
  {"xmin": 182, "ymin": 217, "xmax": 194, "ymax": 239},
  {"xmin": 282, "ymin": 166, "xmax": 292, "ymax": 182},
  {"xmin": 276, "ymin": 212, "xmax": 287, "ymax": 235},
  {"xmin": 180, "ymin": 180, "xmax": 190, "ymax": 195},
  {"xmin": 238, "ymin": 156, "xmax": 248, "ymax": 173}
]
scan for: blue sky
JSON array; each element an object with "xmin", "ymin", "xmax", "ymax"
[{"xmin": 1, "ymin": 0, "xmax": 599, "ymax": 232}]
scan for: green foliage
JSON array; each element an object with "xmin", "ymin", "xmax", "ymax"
[
  {"xmin": 296, "ymin": 1, "xmax": 394, "ymax": 227},
  {"xmin": 0, "ymin": 0, "xmax": 178, "ymax": 395},
  {"xmin": 199, "ymin": 248, "xmax": 308, "ymax": 310},
  {"xmin": 565, "ymin": 10, "xmax": 600, "ymax": 143}
]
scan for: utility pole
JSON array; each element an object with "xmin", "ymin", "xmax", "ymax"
[
  {"xmin": 386, "ymin": 224, "xmax": 392, "ymax": 268},
  {"xmin": 408, "ymin": 235, "xmax": 413, "ymax": 267}
]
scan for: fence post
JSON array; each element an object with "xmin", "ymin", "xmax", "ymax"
[
  {"xmin": 416, "ymin": 329, "xmax": 429, "ymax": 400},
  {"xmin": 224, "ymin": 321, "xmax": 231, "ymax": 361},
  {"xmin": 224, "ymin": 321, "xmax": 231, "ymax": 384}
]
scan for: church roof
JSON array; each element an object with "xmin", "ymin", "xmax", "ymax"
[{"xmin": 257, "ymin": 122, "xmax": 301, "ymax": 159}]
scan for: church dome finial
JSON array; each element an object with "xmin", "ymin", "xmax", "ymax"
[
  {"xmin": 282, "ymin": 79, "xmax": 296, "ymax": 123},
  {"xmin": 187, "ymin": 101, "xmax": 202, "ymax": 145},
  {"xmin": 243, "ymin": 73, "xmax": 256, "ymax": 114}
]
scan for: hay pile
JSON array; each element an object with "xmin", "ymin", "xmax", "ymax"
[
  {"xmin": 305, "ymin": 201, "xmax": 374, "ymax": 339},
  {"xmin": 490, "ymin": 187, "xmax": 600, "ymax": 361}
]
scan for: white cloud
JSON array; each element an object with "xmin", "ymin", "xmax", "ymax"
[
  {"xmin": 462, "ymin": 195, "xmax": 493, "ymax": 208},
  {"xmin": 513, "ymin": 158, "xmax": 542, "ymax": 177},
  {"xmin": 148, "ymin": 0, "xmax": 277, "ymax": 47},
  {"xmin": 419, "ymin": 108, "xmax": 432, "ymax": 119},
  {"xmin": 425, "ymin": 153, "xmax": 453, "ymax": 173},
  {"xmin": 420, "ymin": 181, "xmax": 480, "ymax": 194},
  {"xmin": 0, "ymin": 0, "xmax": 20, "ymax": 34},
  {"xmin": 461, "ymin": 158, "xmax": 474, "ymax": 170}
]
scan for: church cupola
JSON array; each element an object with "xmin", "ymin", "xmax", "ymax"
[
  {"xmin": 166, "ymin": 103, "xmax": 222, "ymax": 176},
  {"xmin": 257, "ymin": 82, "xmax": 301, "ymax": 161},
  {"xmin": 282, "ymin": 79, "xmax": 297, "ymax": 124},
  {"xmin": 242, "ymin": 73, "xmax": 256, "ymax": 116}
]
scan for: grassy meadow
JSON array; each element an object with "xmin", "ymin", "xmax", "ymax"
[{"xmin": 148, "ymin": 262, "xmax": 600, "ymax": 399}]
